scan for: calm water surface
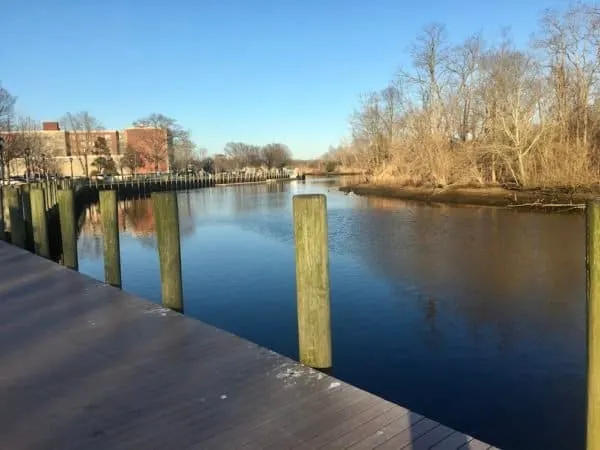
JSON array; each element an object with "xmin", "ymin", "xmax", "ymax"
[{"xmin": 78, "ymin": 177, "xmax": 585, "ymax": 450}]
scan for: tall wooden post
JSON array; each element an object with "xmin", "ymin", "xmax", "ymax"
[
  {"xmin": 43, "ymin": 182, "xmax": 48, "ymax": 207},
  {"xmin": 58, "ymin": 189, "xmax": 78, "ymax": 270},
  {"xmin": 20, "ymin": 184, "xmax": 33, "ymax": 250},
  {"xmin": 50, "ymin": 181, "xmax": 56, "ymax": 205},
  {"xmin": 7, "ymin": 188, "xmax": 26, "ymax": 248},
  {"xmin": 292, "ymin": 194, "xmax": 332, "ymax": 368},
  {"xmin": 589, "ymin": 201, "xmax": 600, "ymax": 449},
  {"xmin": 30, "ymin": 188, "xmax": 50, "ymax": 258},
  {"xmin": 0, "ymin": 186, "xmax": 5, "ymax": 241},
  {"xmin": 152, "ymin": 192, "xmax": 183, "ymax": 312},
  {"xmin": 99, "ymin": 190, "xmax": 121, "ymax": 288}
]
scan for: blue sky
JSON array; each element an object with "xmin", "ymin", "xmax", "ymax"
[{"xmin": 1, "ymin": 0, "xmax": 570, "ymax": 158}]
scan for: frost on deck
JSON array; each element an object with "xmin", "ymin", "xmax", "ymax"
[{"xmin": 0, "ymin": 242, "xmax": 496, "ymax": 449}]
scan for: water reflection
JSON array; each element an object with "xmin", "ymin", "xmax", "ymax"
[
  {"xmin": 79, "ymin": 193, "xmax": 198, "ymax": 259},
  {"xmin": 351, "ymin": 198, "xmax": 584, "ymax": 344},
  {"xmin": 77, "ymin": 178, "xmax": 585, "ymax": 450}
]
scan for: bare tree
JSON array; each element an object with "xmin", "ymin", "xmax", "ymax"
[
  {"xmin": 61, "ymin": 112, "xmax": 104, "ymax": 178},
  {"xmin": 537, "ymin": 4, "xmax": 600, "ymax": 146},
  {"xmin": 328, "ymin": 3, "xmax": 600, "ymax": 189},
  {"xmin": 2, "ymin": 116, "xmax": 44, "ymax": 180},
  {"xmin": 350, "ymin": 90, "xmax": 396, "ymax": 172},
  {"xmin": 261, "ymin": 143, "xmax": 292, "ymax": 169},
  {"xmin": 404, "ymin": 23, "xmax": 451, "ymax": 136},
  {"xmin": 214, "ymin": 154, "xmax": 235, "ymax": 173},
  {"xmin": 171, "ymin": 130, "xmax": 196, "ymax": 172},
  {"xmin": 480, "ymin": 47, "xmax": 547, "ymax": 185},
  {"xmin": 132, "ymin": 113, "xmax": 189, "ymax": 172},
  {"xmin": 120, "ymin": 145, "xmax": 144, "ymax": 176},
  {"xmin": 447, "ymin": 33, "xmax": 484, "ymax": 140},
  {"xmin": 0, "ymin": 85, "xmax": 16, "ymax": 132},
  {"xmin": 0, "ymin": 86, "xmax": 16, "ymax": 181},
  {"xmin": 224, "ymin": 142, "xmax": 262, "ymax": 169}
]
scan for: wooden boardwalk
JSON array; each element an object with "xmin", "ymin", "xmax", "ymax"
[{"xmin": 0, "ymin": 242, "xmax": 497, "ymax": 449}]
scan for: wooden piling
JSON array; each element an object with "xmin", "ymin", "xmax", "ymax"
[
  {"xmin": 7, "ymin": 188, "xmax": 26, "ymax": 249},
  {"xmin": 58, "ymin": 189, "xmax": 78, "ymax": 270},
  {"xmin": 43, "ymin": 182, "xmax": 48, "ymax": 207},
  {"xmin": 99, "ymin": 190, "xmax": 121, "ymax": 288},
  {"xmin": 30, "ymin": 188, "xmax": 50, "ymax": 258},
  {"xmin": 152, "ymin": 192, "xmax": 184, "ymax": 312},
  {"xmin": 20, "ymin": 184, "xmax": 33, "ymax": 250},
  {"xmin": 589, "ymin": 201, "xmax": 600, "ymax": 449},
  {"xmin": 51, "ymin": 181, "xmax": 57, "ymax": 205},
  {"xmin": 0, "ymin": 186, "xmax": 5, "ymax": 241},
  {"xmin": 292, "ymin": 194, "xmax": 332, "ymax": 369}
]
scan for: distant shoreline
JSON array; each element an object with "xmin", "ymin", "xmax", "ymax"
[
  {"xmin": 304, "ymin": 171, "xmax": 363, "ymax": 177},
  {"xmin": 338, "ymin": 184, "xmax": 597, "ymax": 211}
]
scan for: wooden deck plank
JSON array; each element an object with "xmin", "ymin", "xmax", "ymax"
[
  {"xmin": 367, "ymin": 417, "xmax": 438, "ymax": 449},
  {"xmin": 240, "ymin": 385, "xmax": 366, "ymax": 449},
  {"xmin": 292, "ymin": 397, "xmax": 396, "ymax": 449},
  {"xmin": 346, "ymin": 412, "xmax": 425, "ymax": 449},
  {"xmin": 459, "ymin": 439, "xmax": 492, "ymax": 449},
  {"xmin": 191, "ymin": 377, "xmax": 349, "ymax": 448},
  {"xmin": 319, "ymin": 405, "xmax": 411, "ymax": 449},
  {"xmin": 262, "ymin": 392, "xmax": 375, "ymax": 448},
  {"xmin": 430, "ymin": 432, "xmax": 474, "ymax": 449},
  {"xmin": 0, "ymin": 242, "xmax": 496, "ymax": 449},
  {"xmin": 403, "ymin": 424, "xmax": 456, "ymax": 449}
]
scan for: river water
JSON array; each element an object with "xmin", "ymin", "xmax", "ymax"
[{"xmin": 77, "ymin": 177, "xmax": 586, "ymax": 450}]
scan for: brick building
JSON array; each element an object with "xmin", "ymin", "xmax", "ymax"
[
  {"xmin": 122, "ymin": 127, "xmax": 171, "ymax": 174},
  {"xmin": 0, "ymin": 121, "xmax": 171, "ymax": 178}
]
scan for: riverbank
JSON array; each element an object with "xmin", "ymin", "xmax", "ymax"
[
  {"xmin": 305, "ymin": 171, "xmax": 363, "ymax": 177},
  {"xmin": 339, "ymin": 184, "xmax": 596, "ymax": 211}
]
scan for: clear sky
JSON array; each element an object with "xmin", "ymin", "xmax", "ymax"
[{"xmin": 1, "ymin": 0, "xmax": 570, "ymax": 159}]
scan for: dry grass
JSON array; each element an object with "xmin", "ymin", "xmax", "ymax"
[{"xmin": 345, "ymin": 139, "xmax": 596, "ymax": 192}]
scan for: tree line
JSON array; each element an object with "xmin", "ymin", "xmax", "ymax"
[
  {"xmin": 326, "ymin": 3, "xmax": 600, "ymax": 189},
  {"xmin": 0, "ymin": 89, "xmax": 293, "ymax": 178},
  {"xmin": 210, "ymin": 142, "xmax": 292, "ymax": 173}
]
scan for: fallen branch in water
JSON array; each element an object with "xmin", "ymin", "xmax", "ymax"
[{"xmin": 507, "ymin": 202, "xmax": 585, "ymax": 210}]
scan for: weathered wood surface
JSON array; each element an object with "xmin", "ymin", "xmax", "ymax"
[
  {"xmin": 0, "ymin": 242, "xmax": 496, "ymax": 449},
  {"xmin": 152, "ymin": 192, "xmax": 184, "ymax": 313},
  {"xmin": 57, "ymin": 189, "xmax": 78, "ymax": 270},
  {"xmin": 293, "ymin": 194, "xmax": 332, "ymax": 369},
  {"xmin": 30, "ymin": 188, "xmax": 50, "ymax": 258},
  {"xmin": 589, "ymin": 201, "xmax": 600, "ymax": 450},
  {"xmin": 99, "ymin": 190, "xmax": 121, "ymax": 288},
  {"xmin": 6, "ymin": 188, "xmax": 26, "ymax": 249}
]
